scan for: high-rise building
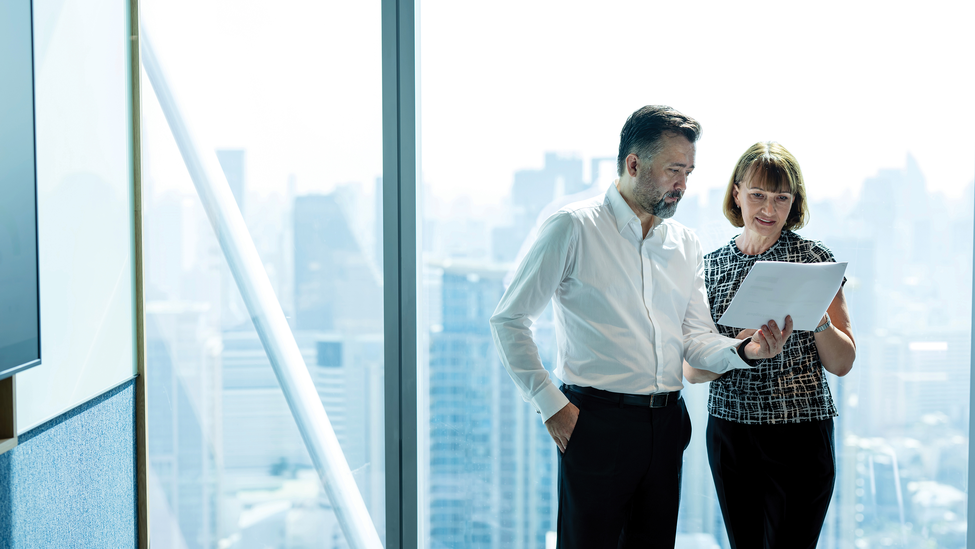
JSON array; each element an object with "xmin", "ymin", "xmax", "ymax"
[
  {"xmin": 220, "ymin": 328, "xmax": 385, "ymax": 542},
  {"xmin": 144, "ymin": 188, "xmax": 225, "ymax": 549},
  {"xmin": 427, "ymin": 263, "xmax": 557, "ymax": 549},
  {"xmin": 146, "ymin": 306, "xmax": 222, "ymax": 549},
  {"xmin": 143, "ymin": 192, "xmax": 187, "ymax": 301},
  {"xmin": 214, "ymin": 149, "xmax": 253, "ymax": 331},
  {"xmin": 294, "ymin": 194, "xmax": 383, "ymax": 333},
  {"xmin": 492, "ymin": 153, "xmax": 586, "ymax": 263},
  {"xmin": 216, "ymin": 149, "xmax": 247, "ymax": 213},
  {"xmin": 219, "ymin": 188, "xmax": 386, "ymax": 546},
  {"xmin": 676, "ymin": 382, "xmax": 724, "ymax": 548}
]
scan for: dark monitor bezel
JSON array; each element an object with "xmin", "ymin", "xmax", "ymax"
[{"xmin": 0, "ymin": 0, "xmax": 41, "ymax": 381}]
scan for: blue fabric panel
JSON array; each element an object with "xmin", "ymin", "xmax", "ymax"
[{"xmin": 0, "ymin": 380, "xmax": 137, "ymax": 548}]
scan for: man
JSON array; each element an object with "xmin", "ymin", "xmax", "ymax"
[{"xmin": 489, "ymin": 105, "xmax": 793, "ymax": 548}]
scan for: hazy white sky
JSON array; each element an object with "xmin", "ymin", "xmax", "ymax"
[{"xmin": 142, "ymin": 0, "xmax": 974, "ymax": 208}]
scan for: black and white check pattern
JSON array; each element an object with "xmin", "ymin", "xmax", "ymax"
[{"xmin": 704, "ymin": 231, "xmax": 840, "ymax": 424}]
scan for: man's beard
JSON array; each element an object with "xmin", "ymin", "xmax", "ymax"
[
  {"xmin": 651, "ymin": 190, "xmax": 683, "ymax": 218},
  {"xmin": 635, "ymin": 171, "xmax": 683, "ymax": 219},
  {"xmin": 637, "ymin": 186, "xmax": 683, "ymax": 219}
]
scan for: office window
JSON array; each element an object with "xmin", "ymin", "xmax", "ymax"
[
  {"xmin": 140, "ymin": 0, "xmax": 383, "ymax": 547},
  {"xmin": 418, "ymin": 1, "xmax": 974, "ymax": 547}
]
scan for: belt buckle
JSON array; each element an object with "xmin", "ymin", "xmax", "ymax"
[{"xmin": 648, "ymin": 393, "xmax": 669, "ymax": 408}]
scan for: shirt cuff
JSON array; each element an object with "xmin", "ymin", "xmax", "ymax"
[
  {"xmin": 532, "ymin": 383, "xmax": 571, "ymax": 422},
  {"xmin": 728, "ymin": 342, "xmax": 754, "ymax": 369},
  {"xmin": 701, "ymin": 340, "xmax": 754, "ymax": 373}
]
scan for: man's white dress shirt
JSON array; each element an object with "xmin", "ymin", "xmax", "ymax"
[{"xmin": 490, "ymin": 182, "xmax": 750, "ymax": 422}]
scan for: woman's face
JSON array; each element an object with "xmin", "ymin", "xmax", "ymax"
[{"xmin": 732, "ymin": 170, "xmax": 795, "ymax": 239}]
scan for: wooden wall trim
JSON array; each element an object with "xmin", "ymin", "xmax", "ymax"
[
  {"xmin": 129, "ymin": 0, "xmax": 149, "ymax": 546},
  {"xmin": 0, "ymin": 377, "xmax": 17, "ymax": 455}
]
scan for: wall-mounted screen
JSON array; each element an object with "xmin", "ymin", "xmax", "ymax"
[{"xmin": 0, "ymin": 0, "xmax": 41, "ymax": 380}]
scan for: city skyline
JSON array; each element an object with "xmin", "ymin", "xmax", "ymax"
[{"xmin": 143, "ymin": 144, "xmax": 973, "ymax": 548}]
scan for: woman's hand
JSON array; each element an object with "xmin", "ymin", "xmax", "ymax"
[
  {"xmin": 743, "ymin": 316, "xmax": 793, "ymax": 360},
  {"xmin": 735, "ymin": 329, "xmax": 758, "ymax": 340}
]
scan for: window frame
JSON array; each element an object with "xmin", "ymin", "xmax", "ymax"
[
  {"xmin": 377, "ymin": 3, "xmax": 975, "ymax": 548},
  {"xmin": 382, "ymin": 0, "xmax": 419, "ymax": 547}
]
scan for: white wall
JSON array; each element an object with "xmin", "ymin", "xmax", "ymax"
[{"xmin": 17, "ymin": 0, "xmax": 137, "ymax": 433}]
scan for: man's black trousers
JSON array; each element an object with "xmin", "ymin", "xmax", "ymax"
[
  {"xmin": 556, "ymin": 385, "xmax": 692, "ymax": 549},
  {"xmin": 706, "ymin": 415, "xmax": 836, "ymax": 549}
]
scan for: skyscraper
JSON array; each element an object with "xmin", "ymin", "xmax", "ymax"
[
  {"xmin": 294, "ymin": 194, "xmax": 383, "ymax": 333},
  {"xmin": 144, "ymin": 188, "xmax": 224, "ymax": 549},
  {"xmin": 492, "ymin": 153, "xmax": 586, "ymax": 263},
  {"xmin": 146, "ymin": 306, "xmax": 222, "ymax": 549},
  {"xmin": 427, "ymin": 263, "xmax": 557, "ymax": 548},
  {"xmin": 216, "ymin": 149, "xmax": 246, "ymax": 212},
  {"xmin": 215, "ymin": 148, "xmax": 251, "ymax": 331},
  {"xmin": 221, "ymin": 188, "xmax": 385, "ymax": 547}
]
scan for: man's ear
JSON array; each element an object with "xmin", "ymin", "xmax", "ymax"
[{"xmin": 626, "ymin": 154, "xmax": 640, "ymax": 177}]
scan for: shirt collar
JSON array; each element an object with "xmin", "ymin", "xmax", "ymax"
[{"xmin": 606, "ymin": 181, "xmax": 663, "ymax": 236}]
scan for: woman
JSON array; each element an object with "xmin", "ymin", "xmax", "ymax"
[{"xmin": 684, "ymin": 142, "xmax": 856, "ymax": 549}]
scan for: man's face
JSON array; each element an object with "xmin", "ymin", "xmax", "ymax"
[{"xmin": 632, "ymin": 133, "xmax": 695, "ymax": 219}]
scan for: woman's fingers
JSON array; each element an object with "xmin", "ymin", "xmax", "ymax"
[
  {"xmin": 750, "ymin": 317, "xmax": 795, "ymax": 359},
  {"xmin": 756, "ymin": 328, "xmax": 770, "ymax": 355},
  {"xmin": 767, "ymin": 317, "xmax": 793, "ymax": 355},
  {"xmin": 736, "ymin": 328, "xmax": 758, "ymax": 340},
  {"xmin": 782, "ymin": 315, "xmax": 794, "ymax": 338},
  {"xmin": 767, "ymin": 320, "xmax": 782, "ymax": 351}
]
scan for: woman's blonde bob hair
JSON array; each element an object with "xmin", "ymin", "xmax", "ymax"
[{"xmin": 722, "ymin": 142, "xmax": 809, "ymax": 231}]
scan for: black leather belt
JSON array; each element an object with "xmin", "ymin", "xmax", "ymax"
[{"xmin": 563, "ymin": 384, "xmax": 680, "ymax": 408}]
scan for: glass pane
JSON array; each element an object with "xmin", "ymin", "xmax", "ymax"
[
  {"xmin": 17, "ymin": 0, "xmax": 137, "ymax": 431},
  {"xmin": 419, "ymin": 1, "xmax": 974, "ymax": 547},
  {"xmin": 140, "ymin": 1, "xmax": 384, "ymax": 547}
]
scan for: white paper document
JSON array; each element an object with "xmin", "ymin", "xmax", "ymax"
[{"xmin": 716, "ymin": 261, "xmax": 848, "ymax": 332}]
